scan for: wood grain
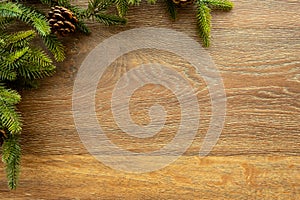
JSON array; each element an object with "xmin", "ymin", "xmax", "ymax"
[{"xmin": 0, "ymin": 0, "xmax": 299, "ymax": 199}]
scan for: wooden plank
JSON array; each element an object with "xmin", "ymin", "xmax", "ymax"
[
  {"xmin": 0, "ymin": 0, "xmax": 299, "ymax": 199},
  {"xmin": 1, "ymin": 155, "xmax": 299, "ymax": 199}
]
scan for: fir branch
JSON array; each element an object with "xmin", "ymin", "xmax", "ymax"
[
  {"xmin": 0, "ymin": 31, "xmax": 56, "ymax": 80},
  {"xmin": 0, "ymin": 16, "xmax": 13, "ymax": 29},
  {"xmin": 3, "ymin": 30, "xmax": 35, "ymax": 50},
  {"xmin": 4, "ymin": 47, "xmax": 29, "ymax": 69},
  {"xmin": 0, "ymin": 66, "xmax": 16, "ymax": 81},
  {"xmin": 97, "ymin": 0, "xmax": 114, "ymax": 11},
  {"xmin": 166, "ymin": 0, "xmax": 177, "ymax": 20},
  {"xmin": 0, "ymin": 86, "xmax": 22, "ymax": 134},
  {"xmin": 196, "ymin": 0, "xmax": 211, "ymax": 47},
  {"xmin": 0, "ymin": 85, "xmax": 20, "ymax": 106},
  {"xmin": 42, "ymin": 34, "xmax": 65, "ymax": 62},
  {"xmin": 128, "ymin": 0, "xmax": 142, "ymax": 5},
  {"xmin": 20, "ymin": 9, "xmax": 50, "ymax": 37},
  {"xmin": 0, "ymin": 2, "xmax": 22, "ymax": 18},
  {"xmin": 1, "ymin": 134, "xmax": 21, "ymax": 190},
  {"xmin": 39, "ymin": 0, "xmax": 53, "ymax": 6},
  {"xmin": 86, "ymin": 0, "xmax": 114, "ymax": 18},
  {"xmin": 203, "ymin": 0, "xmax": 233, "ymax": 11},
  {"xmin": 115, "ymin": 0, "xmax": 129, "ymax": 17},
  {"xmin": 75, "ymin": 19, "xmax": 91, "ymax": 35},
  {"xmin": 57, "ymin": 0, "xmax": 72, "ymax": 6},
  {"xmin": 94, "ymin": 13, "xmax": 127, "ymax": 25},
  {"xmin": 0, "ymin": 2, "xmax": 51, "ymax": 36},
  {"xmin": 147, "ymin": 0, "xmax": 157, "ymax": 4},
  {"xmin": 17, "ymin": 48, "xmax": 56, "ymax": 80}
]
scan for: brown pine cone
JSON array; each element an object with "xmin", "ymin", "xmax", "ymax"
[{"xmin": 47, "ymin": 6, "xmax": 78, "ymax": 36}]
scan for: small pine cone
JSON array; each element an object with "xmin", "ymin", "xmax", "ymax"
[
  {"xmin": 172, "ymin": 0, "xmax": 195, "ymax": 6},
  {"xmin": 47, "ymin": 6, "xmax": 78, "ymax": 36}
]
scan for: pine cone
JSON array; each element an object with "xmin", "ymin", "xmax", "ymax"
[
  {"xmin": 47, "ymin": 6, "xmax": 78, "ymax": 36},
  {"xmin": 172, "ymin": 0, "xmax": 195, "ymax": 6}
]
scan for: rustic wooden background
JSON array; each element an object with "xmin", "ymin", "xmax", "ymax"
[{"xmin": 1, "ymin": 0, "xmax": 299, "ymax": 199}]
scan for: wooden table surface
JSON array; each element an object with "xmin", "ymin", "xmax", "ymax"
[{"xmin": 1, "ymin": 0, "xmax": 299, "ymax": 199}]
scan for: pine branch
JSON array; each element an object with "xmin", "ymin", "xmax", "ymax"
[
  {"xmin": 39, "ymin": 0, "xmax": 53, "ymax": 5},
  {"xmin": 0, "ymin": 85, "xmax": 20, "ymax": 106},
  {"xmin": 42, "ymin": 34, "xmax": 65, "ymax": 62},
  {"xmin": 97, "ymin": 0, "xmax": 114, "ymax": 11},
  {"xmin": 94, "ymin": 13, "xmax": 127, "ymax": 25},
  {"xmin": 165, "ymin": 0, "xmax": 177, "ymax": 20},
  {"xmin": 4, "ymin": 47, "xmax": 29, "ymax": 69},
  {"xmin": 17, "ymin": 48, "xmax": 56, "ymax": 80},
  {"xmin": 204, "ymin": 0, "xmax": 233, "ymax": 11},
  {"xmin": 0, "ymin": 2, "xmax": 63, "ymax": 190},
  {"xmin": 0, "ymin": 86, "xmax": 22, "ymax": 134},
  {"xmin": 0, "ymin": 16, "xmax": 13, "ymax": 29},
  {"xmin": 75, "ymin": 19, "xmax": 91, "ymax": 35},
  {"xmin": 196, "ymin": 0, "xmax": 211, "ymax": 47},
  {"xmin": 0, "ymin": 2, "xmax": 22, "ymax": 18},
  {"xmin": 57, "ymin": 0, "xmax": 72, "ymax": 7},
  {"xmin": 128, "ymin": 0, "xmax": 142, "ymax": 5},
  {"xmin": 0, "ymin": 3, "xmax": 65, "ymax": 61},
  {"xmin": 86, "ymin": 0, "xmax": 114, "ymax": 18},
  {"xmin": 0, "ymin": 30, "xmax": 56, "ymax": 81},
  {"xmin": 1, "ymin": 134, "xmax": 21, "ymax": 190},
  {"xmin": 115, "ymin": 0, "xmax": 129, "ymax": 17},
  {"xmin": 0, "ymin": 2, "xmax": 51, "ymax": 36},
  {"xmin": 26, "ymin": 48, "xmax": 54, "ymax": 67},
  {"xmin": 3, "ymin": 30, "xmax": 35, "ymax": 49},
  {"xmin": 20, "ymin": 9, "xmax": 50, "ymax": 37},
  {"xmin": 0, "ymin": 66, "xmax": 16, "ymax": 81},
  {"xmin": 87, "ymin": 0, "xmax": 103, "ymax": 17},
  {"xmin": 147, "ymin": 0, "xmax": 157, "ymax": 4}
]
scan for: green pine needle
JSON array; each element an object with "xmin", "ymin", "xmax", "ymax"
[
  {"xmin": 39, "ymin": 0, "xmax": 53, "ymax": 5},
  {"xmin": 0, "ymin": 2, "xmax": 51, "ymax": 36},
  {"xmin": 4, "ymin": 30, "xmax": 36, "ymax": 49},
  {"xmin": 1, "ymin": 30, "xmax": 57, "ymax": 81},
  {"xmin": 204, "ymin": 0, "xmax": 233, "ymax": 11},
  {"xmin": 18, "ymin": 48, "xmax": 56, "ymax": 79},
  {"xmin": 147, "ymin": 0, "xmax": 157, "ymax": 4},
  {"xmin": 42, "ymin": 34, "xmax": 65, "ymax": 62},
  {"xmin": 128, "ymin": 0, "xmax": 142, "ymax": 5},
  {"xmin": 1, "ymin": 134, "xmax": 21, "ymax": 190},
  {"xmin": 95, "ymin": 13, "xmax": 127, "ymax": 25},
  {"xmin": 0, "ymin": 1, "xmax": 63, "ymax": 190},
  {"xmin": 166, "ymin": 0, "xmax": 177, "ymax": 20},
  {"xmin": 0, "ymin": 67, "xmax": 16, "ymax": 81},
  {"xmin": 115, "ymin": 0, "xmax": 129, "ymax": 17},
  {"xmin": 0, "ymin": 16, "xmax": 13, "ymax": 29},
  {"xmin": 5, "ymin": 47, "xmax": 29, "ymax": 65},
  {"xmin": 111, "ymin": 0, "xmax": 233, "ymax": 47},
  {"xmin": 196, "ymin": 1, "xmax": 211, "ymax": 47},
  {"xmin": 0, "ymin": 86, "xmax": 22, "ymax": 134},
  {"xmin": 75, "ymin": 20, "xmax": 91, "ymax": 35}
]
